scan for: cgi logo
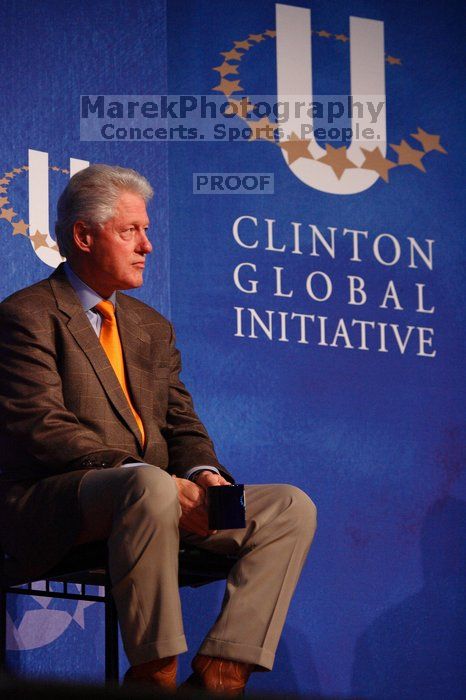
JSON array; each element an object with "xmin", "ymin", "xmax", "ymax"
[
  {"xmin": 0, "ymin": 149, "xmax": 89, "ymax": 268},
  {"xmin": 211, "ymin": 3, "xmax": 447, "ymax": 196}
]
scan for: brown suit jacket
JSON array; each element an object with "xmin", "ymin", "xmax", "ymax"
[{"xmin": 0, "ymin": 264, "xmax": 230, "ymax": 578}]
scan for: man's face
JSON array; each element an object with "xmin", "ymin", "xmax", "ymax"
[{"xmin": 85, "ymin": 190, "xmax": 152, "ymax": 297}]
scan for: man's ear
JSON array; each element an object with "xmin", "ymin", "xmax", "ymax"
[{"xmin": 72, "ymin": 221, "xmax": 93, "ymax": 253}]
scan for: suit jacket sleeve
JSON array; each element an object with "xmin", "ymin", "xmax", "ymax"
[
  {"xmin": 0, "ymin": 302, "xmax": 138, "ymax": 475},
  {"xmin": 162, "ymin": 322, "xmax": 233, "ymax": 482}
]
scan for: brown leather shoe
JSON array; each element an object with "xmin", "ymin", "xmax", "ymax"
[
  {"xmin": 123, "ymin": 655, "xmax": 177, "ymax": 692},
  {"xmin": 183, "ymin": 654, "xmax": 254, "ymax": 696}
]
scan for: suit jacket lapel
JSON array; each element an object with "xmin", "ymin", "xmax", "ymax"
[{"xmin": 49, "ymin": 266, "xmax": 144, "ymax": 449}]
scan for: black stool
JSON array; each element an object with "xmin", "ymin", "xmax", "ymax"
[{"xmin": 0, "ymin": 541, "xmax": 235, "ymax": 684}]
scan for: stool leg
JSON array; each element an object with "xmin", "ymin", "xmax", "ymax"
[
  {"xmin": 104, "ymin": 589, "xmax": 119, "ymax": 684},
  {"xmin": 0, "ymin": 589, "xmax": 7, "ymax": 675}
]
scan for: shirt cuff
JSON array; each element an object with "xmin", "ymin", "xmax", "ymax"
[
  {"xmin": 121, "ymin": 461, "xmax": 151, "ymax": 468},
  {"xmin": 120, "ymin": 462, "xmax": 221, "ymax": 481},
  {"xmin": 184, "ymin": 466, "xmax": 221, "ymax": 481}
]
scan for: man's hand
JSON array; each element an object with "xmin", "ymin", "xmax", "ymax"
[
  {"xmin": 172, "ymin": 475, "xmax": 216, "ymax": 536},
  {"xmin": 193, "ymin": 470, "xmax": 231, "ymax": 490}
]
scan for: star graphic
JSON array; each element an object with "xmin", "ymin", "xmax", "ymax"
[
  {"xmin": 213, "ymin": 62, "xmax": 239, "ymax": 78},
  {"xmin": 72, "ymin": 600, "xmax": 95, "ymax": 629},
  {"xmin": 51, "ymin": 166, "xmax": 60, "ymax": 171},
  {"xmin": 0, "ymin": 207, "xmax": 17, "ymax": 222},
  {"xmin": 360, "ymin": 147, "xmax": 397, "ymax": 183},
  {"xmin": 316, "ymin": 30, "xmax": 332, "ymax": 38},
  {"xmin": 225, "ymin": 97, "xmax": 254, "ymax": 118},
  {"xmin": 0, "ymin": 197, "xmax": 9, "ymax": 207},
  {"xmin": 5, "ymin": 171, "xmax": 15, "ymax": 179},
  {"xmin": 318, "ymin": 145, "xmax": 357, "ymax": 179},
  {"xmin": 12, "ymin": 219, "xmax": 29, "ymax": 236},
  {"xmin": 334, "ymin": 33, "xmax": 349, "ymax": 42},
  {"xmin": 411, "ymin": 127, "xmax": 447, "ymax": 154},
  {"xmin": 213, "ymin": 78, "xmax": 243, "ymax": 96},
  {"xmin": 61, "ymin": 168, "xmax": 70, "ymax": 174},
  {"xmin": 13, "ymin": 167, "xmax": 22, "ymax": 174},
  {"xmin": 220, "ymin": 48, "xmax": 244, "ymax": 61},
  {"xmin": 31, "ymin": 594, "xmax": 52, "ymax": 608},
  {"xmin": 0, "ymin": 186, "xmax": 7, "ymax": 193},
  {"xmin": 245, "ymin": 116, "xmax": 278, "ymax": 142},
  {"xmin": 386, "ymin": 55, "xmax": 402, "ymax": 65},
  {"xmin": 234, "ymin": 40, "xmax": 252, "ymax": 50},
  {"xmin": 390, "ymin": 140, "xmax": 426, "ymax": 172},
  {"xmin": 264, "ymin": 29, "xmax": 276, "ymax": 38},
  {"xmin": 22, "ymin": 165, "xmax": 29, "ymax": 170},
  {"xmin": 29, "ymin": 229, "xmax": 50, "ymax": 249},
  {"xmin": 0, "ymin": 178, "xmax": 10, "ymax": 185},
  {"xmin": 279, "ymin": 132, "xmax": 313, "ymax": 165},
  {"xmin": 248, "ymin": 33, "xmax": 265, "ymax": 43}
]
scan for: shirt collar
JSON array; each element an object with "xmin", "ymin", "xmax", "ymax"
[{"xmin": 63, "ymin": 262, "xmax": 116, "ymax": 312}]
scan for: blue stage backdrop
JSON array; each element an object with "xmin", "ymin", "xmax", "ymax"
[{"xmin": 1, "ymin": 1, "xmax": 465, "ymax": 697}]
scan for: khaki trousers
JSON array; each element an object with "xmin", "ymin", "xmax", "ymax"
[{"xmin": 76, "ymin": 465, "xmax": 317, "ymax": 670}]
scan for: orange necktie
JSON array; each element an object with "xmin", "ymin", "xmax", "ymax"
[{"xmin": 95, "ymin": 300, "xmax": 145, "ymax": 444}]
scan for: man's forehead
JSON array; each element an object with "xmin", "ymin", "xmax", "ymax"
[{"xmin": 114, "ymin": 190, "xmax": 149, "ymax": 220}]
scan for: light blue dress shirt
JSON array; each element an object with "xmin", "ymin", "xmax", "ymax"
[{"xmin": 63, "ymin": 263, "xmax": 219, "ymax": 481}]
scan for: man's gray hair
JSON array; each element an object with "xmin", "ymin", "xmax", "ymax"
[{"xmin": 55, "ymin": 164, "xmax": 154, "ymax": 259}]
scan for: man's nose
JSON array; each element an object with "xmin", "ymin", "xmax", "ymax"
[{"xmin": 137, "ymin": 231, "xmax": 153, "ymax": 254}]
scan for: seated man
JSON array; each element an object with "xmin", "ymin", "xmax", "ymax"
[{"xmin": 0, "ymin": 164, "xmax": 317, "ymax": 695}]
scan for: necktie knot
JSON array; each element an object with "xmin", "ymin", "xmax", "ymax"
[{"xmin": 95, "ymin": 300, "xmax": 115, "ymax": 323}]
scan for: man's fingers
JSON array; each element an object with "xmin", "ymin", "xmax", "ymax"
[
  {"xmin": 195, "ymin": 471, "xmax": 231, "ymax": 489},
  {"xmin": 173, "ymin": 475, "xmax": 205, "ymax": 507},
  {"xmin": 173, "ymin": 474, "xmax": 220, "ymax": 535},
  {"xmin": 179, "ymin": 507, "xmax": 216, "ymax": 536},
  {"xmin": 178, "ymin": 492, "xmax": 204, "ymax": 510}
]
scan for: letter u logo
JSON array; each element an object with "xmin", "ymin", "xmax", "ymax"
[
  {"xmin": 276, "ymin": 4, "xmax": 386, "ymax": 194},
  {"xmin": 28, "ymin": 149, "xmax": 89, "ymax": 267}
]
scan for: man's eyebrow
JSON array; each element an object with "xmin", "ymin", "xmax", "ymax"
[{"xmin": 119, "ymin": 221, "xmax": 150, "ymax": 229}]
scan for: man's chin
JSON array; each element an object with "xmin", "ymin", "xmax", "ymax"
[{"xmin": 120, "ymin": 271, "xmax": 144, "ymax": 290}]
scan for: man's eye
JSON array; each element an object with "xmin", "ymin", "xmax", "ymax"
[{"xmin": 119, "ymin": 229, "xmax": 134, "ymax": 240}]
